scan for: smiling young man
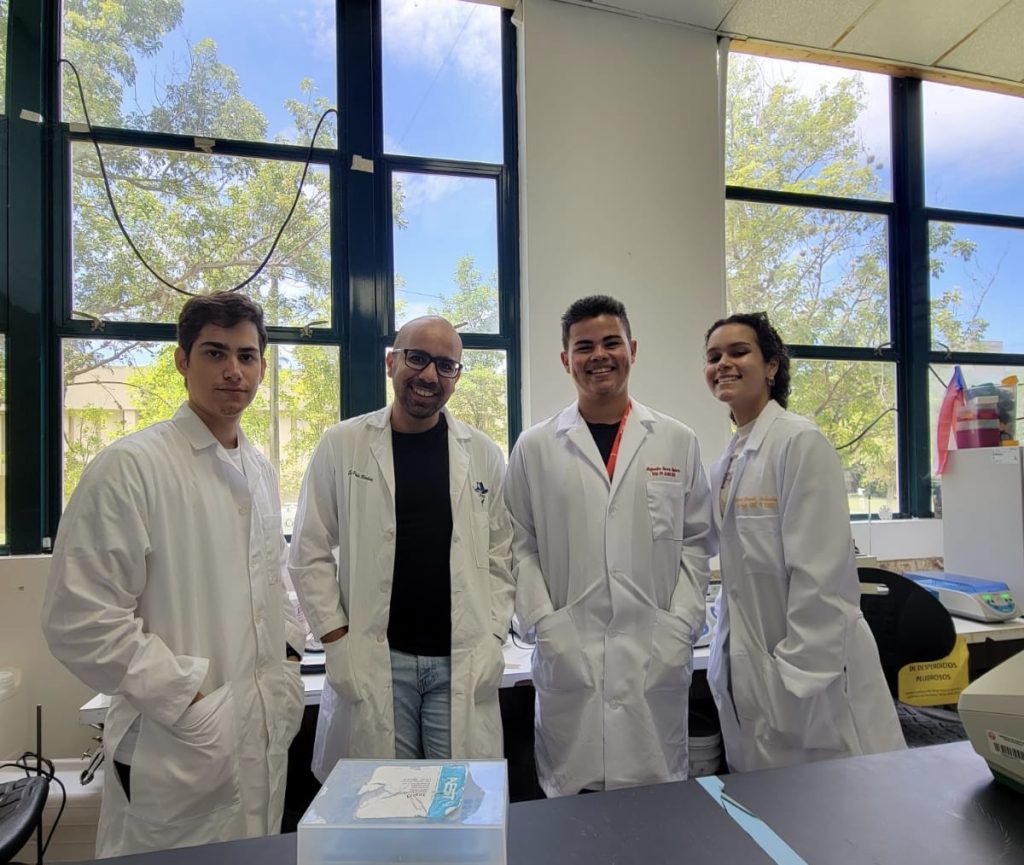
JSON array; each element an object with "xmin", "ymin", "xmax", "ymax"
[
  {"xmin": 288, "ymin": 315, "xmax": 513, "ymax": 779},
  {"xmin": 42, "ymin": 292, "xmax": 305, "ymax": 858},
  {"xmin": 504, "ymin": 294, "xmax": 715, "ymax": 797}
]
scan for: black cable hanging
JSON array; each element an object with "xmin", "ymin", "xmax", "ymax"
[{"xmin": 59, "ymin": 57, "xmax": 338, "ymax": 298}]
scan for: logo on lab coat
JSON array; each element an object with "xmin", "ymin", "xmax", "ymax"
[{"xmin": 473, "ymin": 481, "xmax": 489, "ymax": 503}]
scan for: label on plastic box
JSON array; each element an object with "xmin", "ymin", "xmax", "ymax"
[
  {"xmin": 354, "ymin": 764, "xmax": 466, "ymax": 820},
  {"xmin": 427, "ymin": 765, "xmax": 466, "ymax": 820}
]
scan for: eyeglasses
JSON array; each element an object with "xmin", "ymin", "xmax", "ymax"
[{"xmin": 392, "ymin": 348, "xmax": 464, "ymax": 379}]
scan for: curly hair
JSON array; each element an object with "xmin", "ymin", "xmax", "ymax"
[
  {"xmin": 704, "ymin": 311, "xmax": 791, "ymax": 408},
  {"xmin": 561, "ymin": 295, "xmax": 632, "ymax": 349}
]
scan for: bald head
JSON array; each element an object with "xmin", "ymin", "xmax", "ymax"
[
  {"xmin": 394, "ymin": 315, "xmax": 463, "ymax": 354},
  {"xmin": 386, "ymin": 316, "xmax": 464, "ymax": 433}
]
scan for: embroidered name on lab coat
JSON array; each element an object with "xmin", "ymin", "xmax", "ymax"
[
  {"xmin": 348, "ymin": 469, "xmax": 374, "ymax": 482},
  {"xmin": 735, "ymin": 496, "xmax": 779, "ymax": 512},
  {"xmin": 645, "ymin": 465, "xmax": 680, "ymax": 478}
]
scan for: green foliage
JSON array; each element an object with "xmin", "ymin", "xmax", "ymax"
[
  {"xmin": 429, "ymin": 256, "xmax": 507, "ymax": 450},
  {"xmin": 726, "ymin": 55, "xmax": 988, "ymax": 505}
]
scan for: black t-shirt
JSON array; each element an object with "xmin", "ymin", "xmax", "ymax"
[
  {"xmin": 587, "ymin": 420, "xmax": 620, "ymax": 468},
  {"xmin": 387, "ymin": 414, "xmax": 453, "ymax": 656}
]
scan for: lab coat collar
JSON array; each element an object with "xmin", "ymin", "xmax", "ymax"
[
  {"xmin": 367, "ymin": 404, "xmax": 473, "ymax": 442},
  {"xmin": 172, "ymin": 402, "xmax": 255, "ymax": 455},
  {"xmin": 713, "ymin": 399, "xmax": 785, "ymax": 522},
  {"xmin": 743, "ymin": 399, "xmax": 785, "ymax": 454},
  {"xmin": 368, "ymin": 404, "xmax": 474, "ymax": 502},
  {"xmin": 557, "ymin": 399, "xmax": 656, "ymax": 490},
  {"xmin": 172, "ymin": 402, "xmax": 260, "ymax": 493}
]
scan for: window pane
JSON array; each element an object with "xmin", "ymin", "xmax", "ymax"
[
  {"xmin": 385, "ymin": 347, "xmax": 509, "ymax": 453},
  {"xmin": 929, "ymin": 222, "xmax": 1024, "ymax": 354},
  {"xmin": 382, "ymin": 0, "xmax": 502, "ymax": 162},
  {"xmin": 790, "ymin": 359, "xmax": 898, "ymax": 517},
  {"xmin": 726, "ymin": 54, "xmax": 891, "ymax": 200},
  {"xmin": 445, "ymin": 349, "xmax": 508, "ymax": 454},
  {"xmin": 930, "ymin": 363, "xmax": 1024, "ymax": 515},
  {"xmin": 71, "ymin": 142, "xmax": 331, "ymax": 328},
  {"xmin": 61, "ymin": 0, "xmax": 337, "ymax": 147},
  {"xmin": 63, "ymin": 339, "xmax": 340, "ymax": 534},
  {"xmin": 923, "ymin": 83, "xmax": 1024, "ymax": 216},
  {"xmin": 393, "ymin": 172, "xmax": 499, "ymax": 334},
  {"xmin": 726, "ymin": 201, "xmax": 890, "ymax": 348}
]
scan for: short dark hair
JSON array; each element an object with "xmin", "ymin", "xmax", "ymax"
[
  {"xmin": 704, "ymin": 311, "xmax": 791, "ymax": 408},
  {"xmin": 561, "ymin": 295, "xmax": 632, "ymax": 349},
  {"xmin": 177, "ymin": 292, "xmax": 267, "ymax": 358}
]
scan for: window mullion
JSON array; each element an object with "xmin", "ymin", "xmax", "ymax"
[{"xmin": 890, "ymin": 76, "xmax": 931, "ymax": 516}]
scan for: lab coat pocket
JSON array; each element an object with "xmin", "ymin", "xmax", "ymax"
[
  {"xmin": 325, "ymin": 636, "xmax": 363, "ymax": 704},
  {"xmin": 646, "ymin": 481, "xmax": 685, "ymax": 541},
  {"xmin": 129, "ymin": 683, "xmax": 240, "ymax": 827},
  {"xmin": 472, "ymin": 636, "xmax": 505, "ymax": 703},
  {"xmin": 735, "ymin": 514, "xmax": 784, "ymax": 574},
  {"xmin": 533, "ymin": 607, "xmax": 593, "ymax": 692},
  {"xmin": 472, "ymin": 511, "xmax": 491, "ymax": 569},
  {"xmin": 644, "ymin": 610, "xmax": 693, "ymax": 755}
]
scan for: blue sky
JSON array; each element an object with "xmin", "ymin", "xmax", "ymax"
[
  {"xmin": 87, "ymin": 0, "xmax": 504, "ymax": 328},
  {"xmin": 68, "ymin": 8, "xmax": 1024, "ymax": 350}
]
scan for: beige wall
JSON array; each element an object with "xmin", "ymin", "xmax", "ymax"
[
  {"xmin": 0, "ymin": 556, "xmax": 95, "ymax": 759},
  {"xmin": 516, "ymin": 0, "xmax": 732, "ymax": 455}
]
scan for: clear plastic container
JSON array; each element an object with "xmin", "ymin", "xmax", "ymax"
[{"xmin": 298, "ymin": 760, "xmax": 507, "ymax": 865}]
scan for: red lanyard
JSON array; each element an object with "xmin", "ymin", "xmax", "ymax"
[{"xmin": 605, "ymin": 400, "xmax": 632, "ymax": 479}]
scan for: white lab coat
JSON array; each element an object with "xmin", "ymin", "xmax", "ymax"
[
  {"xmin": 505, "ymin": 400, "xmax": 714, "ymax": 797},
  {"xmin": 708, "ymin": 400, "xmax": 906, "ymax": 772},
  {"xmin": 288, "ymin": 406, "xmax": 514, "ymax": 781},
  {"xmin": 42, "ymin": 404, "xmax": 305, "ymax": 858}
]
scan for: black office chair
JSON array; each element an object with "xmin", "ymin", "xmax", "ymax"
[
  {"xmin": 858, "ymin": 566, "xmax": 967, "ymax": 747},
  {"xmin": 0, "ymin": 776, "xmax": 49, "ymax": 865}
]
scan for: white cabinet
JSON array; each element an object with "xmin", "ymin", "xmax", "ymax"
[{"xmin": 942, "ymin": 446, "xmax": 1024, "ymax": 603}]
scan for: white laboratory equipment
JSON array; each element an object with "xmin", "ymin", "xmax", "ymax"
[
  {"xmin": 941, "ymin": 446, "xmax": 1024, "ymax": 612},
  {"xmin": 903, "ymin": 571, "xmax": 1018, "ymax": 622},
  {"xmin": 958, "ymin": 651, "xmax": 1024, "ymax": 794}
]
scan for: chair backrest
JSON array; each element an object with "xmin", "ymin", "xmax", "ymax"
[
  {"xmin": 0, "ymin": 775, "xmax": 48, "ymax": 865},
  {"xmin": 858, "ymin": 566, "xmax": 957, "ymax": 698}
]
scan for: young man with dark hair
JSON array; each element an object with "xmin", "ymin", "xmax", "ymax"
[
  {"xmin": 505, "ymin": 294, "xmax": 715, "ymax": 797},
  {"xmin": 43, "ymin": 290, "xmax": 304, "ymax": 858},
  {"xmin": 288, "ymin": 315, "xmax": 513, "ymax": 779}
]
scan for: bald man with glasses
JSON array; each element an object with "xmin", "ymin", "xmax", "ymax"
[{"xmin": 289, "ymin": 316, "xmax": 514, "ymax": 779}]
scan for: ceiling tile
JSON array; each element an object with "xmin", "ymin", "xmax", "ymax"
[
  {"xmin": 940, "ymin": 0, "xmax": 1024, "ymax": 82},
  {"xmin": 597, "ymin": 0, "xmax": 738, "ymax": 30},
  {"xmin": 837, "ymin": 0, "xmax": 1009, "ymax": 65},
  {"xmin": 722, "ymin": 0, "xmax": 876, "ymax": 47}
]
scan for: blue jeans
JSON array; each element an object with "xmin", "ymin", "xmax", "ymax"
[{"xmin": 390, "ymin": 649, "xmax": 452, "ymax": 759}]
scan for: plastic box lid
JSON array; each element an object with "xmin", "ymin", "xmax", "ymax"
[{"xmin": 298, "ymin": 760, "xmax": 507, "ymax": 865}]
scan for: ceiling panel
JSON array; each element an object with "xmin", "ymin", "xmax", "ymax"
[
  {"xmin": 941, "ymin": 0, "xmax": 1024, "ymax": 82},
  {"xmin": 608, "ymin": 0, "xmax": 737, "ymax": 29},
  {"xmin": 837, "ymin": 0, "xmax": 1008, "ymax": 65},
  {"xmin": 722, "ymin": 0, "xmax": 875, "ymax": 48}
]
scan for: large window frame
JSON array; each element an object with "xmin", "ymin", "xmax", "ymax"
[
  {"xmin": 726, "ymin": 54, "xmax": 1024, "ymax": 518},
  {"xmin": 3, "ymin": 0, "xmax": 520, "ymax": 554}
]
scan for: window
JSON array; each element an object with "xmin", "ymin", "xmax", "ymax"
[
  {"xmin": 727, "ymin": 52, "xmax": 1024, "ymax": 517},
  {"xmin": 382, "ymin": 0, "xmax": 516, "ymax": 452},
  {"xmin": 1, "ymin": 0, "xmax": 519, "ymax": 551}
]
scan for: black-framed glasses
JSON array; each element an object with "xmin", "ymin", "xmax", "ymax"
[{"xmin": 392, "ymin": 348, "xmax": 464, "ymax": 379}]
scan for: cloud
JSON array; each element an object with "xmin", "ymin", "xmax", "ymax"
[
  {"xmin": 294, "ymin": 0, "xmax": 337, "ymax": 60},
  {"xmin": 399, "ymin": 173, "xmax": 462, "ymax": 213},
  {"xmin": 382, "ymin": 0, "xmax": 501, "ymax": 87},
  {"xmin": 920, "ymin": 82, "xmax": 1024, "ymax": 173}
]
